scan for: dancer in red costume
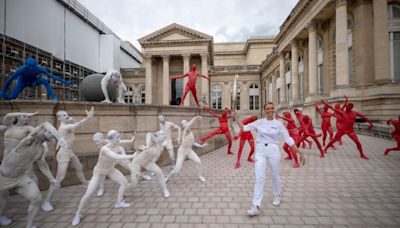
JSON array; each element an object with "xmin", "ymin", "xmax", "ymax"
[
  {"xmin": 301, "ymin": 115, "xmax": 325, "ymax": 158},
  {"xmin": 276, "ymin": 112, "xmax": 301, "ymax": 168},
  {"xmin": 293, "ymin": 109, "xmax": 313, "ymax": 149},
  {"xmin": 332, "ymin": 96, "xmax": 348, "ymax": 145},
  {"xmin": 200, "ymin": 107, "xmax": 233, "ymax": 155},
  {"xmin": 170, "ymin": 64, "xmax": 210, "ymax": 108},
  {"xmin": 321, "ymin": 100, "xmax": 373, "ymax": 159},
  {"xmin": 314, "ymin": 102, "xmax": 335, "ymax": 149},
  {"xmin": 384, "ymin": 115, "xmax": 400, "ymax": 155},
  {"xmin": 233, "ymin": 115, "xmax": 258, "ymax": 169}
]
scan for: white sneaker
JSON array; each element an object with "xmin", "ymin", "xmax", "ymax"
[
  {"xmin": 115, "ymin": 200, "xmax": 130, "ymax": 208},
  {"xmin": 272, "ymin": 196, "xmax": 281, "ymax": 207},
  {"xmin": 41, "ymin": 201, "xmax": 54, "ymax": 212},
  {"xmin": 163, "ymin": 188, "xmax": 170, "ymax": 198},
  {"xmin": 0, "ymin": 216, "xmax": 12, "ymax": 226},
  {"xmin": 72, "ymin": 213, "xmax": 81, "ymax": 226},
  {"xmin": 96, "ymin": 188, "xmax": 105, "ymax": 197},
  {"xmin": 247, "ymin": 205, "xmax": 259, "ymax": 216},
  {"xmin": 198, "ymin": 176, "xmax": 206, "ymax": 182}
]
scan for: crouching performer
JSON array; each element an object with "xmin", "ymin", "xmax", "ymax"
[
  {"xmin": 130, "ymin": 131, "xmax": 170, "ymax": 198},
  {"xmin": 72, "ymin": 130, "xmax": 135, "ymax": 226},
  {"xmin": 166, "ymin": 116, "xmax": 208, "ymax": 183},
  {"xmin": 0, "ymin": 122, "xmax": 61, "ymax": 228}
]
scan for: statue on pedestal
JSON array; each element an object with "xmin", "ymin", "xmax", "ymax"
[{"xmin": 101, "ymin": 69, "xmax": 127, "ymax": 104}]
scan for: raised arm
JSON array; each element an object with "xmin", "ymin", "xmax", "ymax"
[
  {"xmin": 321, "ymin": 100, "xmax": 340, "ymax": 114},
  {"xmin": 204, "ymin": 107, "xmax": 219, "ymax": 118},
  {"xmin": 39, "ymin": 67, "xmax": 73, "ymax": 85},
  {"xmin": 276, "ymin": 114, "xmax": 291, "ymax": 122},
  {"xmin": 341, "ymin": 95, "xmax": 348, "ymax": 110},
  {"xmin": 71, "ymin": 107, "xmax": 94, "ymax": 129},
  {"xmin": 198, "ymin": 73, "xmax": 210, "ymax": 80},
  {"xmin": 186, "ymin": 116, "xmax": 202, "ymax": 130},
  {"xmin": 169, "ymin": 122, "xmax": 182, "ymax": 144},
  {"xmin": 120, "ymin": 135, "xmax": 135, "ymax": 145},
  {"xmin": 314, "ymin": 102, "xmax": 322, "ymax": 115},
  {"xmin": 170, "ymin": 73, "xmax": 188, "ymax": 80},
  {"xmin": 37, "ymin": 155, "xmax": 59, "ymax": 188},
  {"xmin": 193, "ymin": 141, "xmax": 208, "ymax": 148},
  {"xmin": 234, "ymin": 112, "xmax": 244, "ymax": 131}
]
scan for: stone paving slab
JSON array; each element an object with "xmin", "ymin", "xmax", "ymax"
[{"xmin": 3, "ymin": 134, "xmax": 400, "ymax": 227}]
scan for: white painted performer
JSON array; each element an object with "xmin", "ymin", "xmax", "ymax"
[
  {"xmin": 72, "ymin": 130, "xmax": 135, "ymax": 226},
  {"xmin": 235, "ymin": 102, "xmax": 305, "ymax": 216},
  {"xmin": 130, "ymin": 131, "xmax": 170, "ymax": 198},
  {"xmin": 41, "ymin": 107, "xmax": 94, "ymax": 212},
  {"xmin": 158, "ymin": 113, "xmax": 181, "ymax": 164},
  {"xmin": 92, "ymin": 132, "xmax": 151, "ymax": 197},
  {"xmin": 1, "ymin": 112, "xmax": 44, "ymax": 184},
  {"xmin": 165, "ymin": 116, "xmax": 208, "ymax": 183},
  {"xmin": 0, "ymin": 122, "xmax": 62, "ymax": 228},
  {"xmin": 101, "ymin": 69, "xmax": 127, "ymax": 104}
]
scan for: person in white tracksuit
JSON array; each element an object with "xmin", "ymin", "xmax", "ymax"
[{"xmin": 235, "ymin": 101, "xmax": 305, "ymax": 216}]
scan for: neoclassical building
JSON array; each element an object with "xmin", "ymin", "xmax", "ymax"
[{"xmin": 123, "ymin": 0, "xmax": 400, "ymax": 122}]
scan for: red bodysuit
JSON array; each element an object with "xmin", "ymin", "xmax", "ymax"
[
  {"xmin": 384, "ymin": 116, "xmax": 400, "ymax": 155},
  {"xmin": 233, "ymin": 115, "xmax": 258, "ymax": 169},
  {"xmin": 276, "ymin": 112, "xmax": 301, "ymax": 168}
]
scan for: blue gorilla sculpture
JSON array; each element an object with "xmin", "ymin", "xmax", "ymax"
[{"xmin": 0, "ymin": 57, "xmax": 74, "ymax": 101}]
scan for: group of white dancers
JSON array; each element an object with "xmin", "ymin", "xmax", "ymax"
[{"xmin": 0, "ymin": 107, "xmax": 208, "ymax": 227}]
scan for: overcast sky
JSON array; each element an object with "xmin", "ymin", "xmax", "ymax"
[{"xmin": 77, "ymin": 0, "xmax": 298, "ymax": 50}]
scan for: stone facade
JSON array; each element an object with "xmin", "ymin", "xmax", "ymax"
[{"xmin": 124, "ymin": 0, "xmax": 400, "ymax": 123}]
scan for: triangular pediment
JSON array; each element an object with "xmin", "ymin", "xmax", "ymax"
[{"xmin": 138, "ymin": 23, "xmax": 212, "ymax": 44}]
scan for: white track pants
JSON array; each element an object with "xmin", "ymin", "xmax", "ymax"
[{"xmin": 252, "ymin": 143, "xmax": 281, "ymax": 207}]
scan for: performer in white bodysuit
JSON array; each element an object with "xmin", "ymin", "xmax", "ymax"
[
  {"xmin": 130, "ymin": 131, "xmax": 170, "ymax": 198},
  {"xmin": 165, "ymin": 116, "xmax": 208, "ymax": 183},
  {"xmin": 72, "ymin": 130, "xmax": 135, "ymax": 226},
  {"xmin": 158, "ymin": 114, "xmax": 181, "ymax": 164},
  {"xmin": 42, "ymin": 107, "xmax": 94, "ymax": 212},
  {"xmin": 0, "ymin": 122, "xmax": 62, "ymax": 228},
  {"xmin": 101, "ymin": 69, "xmax": 127, "ymax": 104},
  {"xmin": 92, "ymin": 132, "xmax": 151, "ymax": 197}
]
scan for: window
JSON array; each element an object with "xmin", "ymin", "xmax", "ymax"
[
  {"xmin": 390, "ymin": 32, "xmax": 400, "ymax": 82},
  {"xmin": 211, "ymin": 85, "xmax": 222, "ymax": 109},
  {"xmin": 317, "ymin": 37, "xmax": 323, "ymax": 94},
  {"xmin": 140, "ymin": 86, "xmax": 145, "ymax": 103},
  {"xmin": 277, "ymin": 88, "xmax": 281, "ymax": 105},
  {"xmin": 389, "ymin": 4, "xmax": 400, "ymax": 19},
  {"xmin": 285, "ymin": 64, "xmax": 291, "ymax": 102},
  {"xmin": 298, "ymin": 53, "xmax": 304, "ymax": 100},
  {"xmin": 125, "ymin": 86, "xmax": 133, "ymax": 103},
  {"xmin": 348, "ymin": 17, "xmax": 353, "ymax": 84},
  {"xmin": 230, "ymin": 85, "xmax": 240, "ymax": 110},
  {"xmin": 249, "ymin": 84, "xmax": 259, "ymax": 110}
]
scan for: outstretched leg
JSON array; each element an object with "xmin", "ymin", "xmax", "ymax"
[
  {"xmin": 180, "ymin": 85, "xmax": 191, "ymax": 107},
  {"xmin": 6, "ymin": 80, "xmax": 26, "ymax": 99},
  {"xmin": 235, "ymin": 139, "xmax": 246, "ymax": 169},
  {"xmin": 166, "ymin": 148, "xmax": 185, "ymax": 181},
  {"xmin": 283, "ymin": 143, "xmax": 292, "ymax": 160},
  {"xmin": 189, "ymin": 85, "xmax": 201, "ymax": 108},
  {"xmin": 347, "ymin": 132, "xmax": 368, "ymax": 160},
  {"xmin": 247, "ymin": 139, "xmax": 255, "ymax": 162},
  {"xmin": 0, "ymin": 190, "xmax": 11, "ymax": 226},
  {"xmin": 200, "ymin": 128, "xmax": 223, "ymax": 142},
  {"xmin": 70, "ymin": 155, "xmax": 88, "ymax": 185},
  {"xmin": 322, "ymin": 127, "xmax": 328, "ymax": 147},
  {"xmin": 108, "ymin": 170, "xmax": 129, "ymax": 207},
  {"xmin": 224, "ymin": 130, "xmax": 233, "ymax": 155},
  {"xmin": 16, "ymin": 180, "xmax": 42, "ymax": 228},
  {"xmin": 324, "ymin": 131, "xmax": 345, "ymax": 154},
  {"xmin": 35, "ymin": 78, "xmax": 57, "ymax": 100},
  {"xmin": 188, "ymin": 150, "xmax": 205, "ymax": 182},
  {"xmin": 145, "ymin": 163, "xmax": 169, "ymax": 197},
  {"xmin": 310, "ymin": 136, "xmax": 324, "ymax": 158},
  {"xmin": 42, "ymin": 161, "xmax": 69, "ymax": 212}
]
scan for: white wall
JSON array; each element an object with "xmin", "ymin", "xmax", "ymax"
[
  {"xmin": 5, "ymin": 0, "xmax": 65, "ymax": 59},
  {"xmin": 65, "ymin": 10, "xmax": 100, "ymax": 71}
]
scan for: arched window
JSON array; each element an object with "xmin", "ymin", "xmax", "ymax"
[
  {"xmin": 125, "ymin": 86, "xmax": 133, "ymax": 103},
  {"xmin": 298, "ymin": 52, "xmax": 304, "ymax": 100},
  {"xmin": 389, "ymin": 4, "xmax": 400, "ymax": 82},
  {"xmin": 317, "ymin": 37, "xmax": 324, "ymax": 94},
  {"xmin": 211, "ymin": 85, "xmax": 222, "ymax": 109},
  {"xmin": 348, "ymin": 16, "xmax": 353, "ymax": 84},
  {"xmin": 230, "ymin": 85, "xmax": 240, "ymax": 110},
  {"xmin": 140, "ymin": 86, "xmax": 145, "ymax": 103},
  {"xmin": 249, "ymin": 84, "xmax": 259, "ymax": 110}
]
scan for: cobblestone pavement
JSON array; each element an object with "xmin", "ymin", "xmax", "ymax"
[{"xmin": 3, "ymin": 134, "xmax": 400, "ymax": 228}]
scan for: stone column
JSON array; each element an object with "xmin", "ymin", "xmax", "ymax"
[
  {"xmin": 335, "ymin": 0, "xmax": 349, "ymax": 87},
  {"xmin": 291, "ymin": 39, "xmax": 300, "ymax": 103},
  {"xmin": 241, "ymin": 81, "xmax": 248, "ymax": 111},
  {"xmin": 373, "ymin": 0, "xmax": 391, "ymax": 83},
  {"xmin": 279, "ymin": 52, "xmax": 286, "ymax": 105},
  {"xmin": 182, "ymin": 53, "xmax": 191, "ymax": 106},
  {"xmin": 308, "ymin": 20, "xmax": 318, "ymax": 95},
  {"xmin": 162, "ymin": 54, "xmax": 170, "ymax": 105},
  {"xmin": 200, "ymin": 53, "xmax": 209, "ymax": 104},
  {"xmin": 223, "ymin": 82, "xmax": 230, "ymax": 109},
  {"xmin": 272, "ymin": 74, "xmax": 277, "ymax": 105},
  {"xmin": 145, "ymin": 55, "xmax": 152, "ymax": 104}
]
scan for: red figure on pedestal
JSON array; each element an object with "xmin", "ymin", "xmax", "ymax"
[
  {"xmin": 314, "ymin": 102, "xmax": 335, "ymax": 149},
  {"xmin": 301, "ymin": 115, "xmax": 325, "ymax": 158},
  {"xmin": 333, "ymin": 96, "xmax": 349, "ymax": 145},
  {"xmin": 170, "ymin": 64, "xmax": 210, "ymax": 108},
  {"xmin": 321, "ymin": 100, "xmax": 373, "ymax": 160},
  {"xmin": 385, "ymin": 116, "xmax": 400, "ymax": 155},
  {"xmin": 293, "ymin": 109, "xmax": 313, "ymax": 149},
  {"xmin": 276, "ymin": 112, "xmax": 301, "ymax": 168},
  {"xmin": 233, "ymin": 115, "xmax": 258, "ymax": 169},
  {"xmin": 200, "ymin": 107, "xmax": 233, "ymax": 155}
]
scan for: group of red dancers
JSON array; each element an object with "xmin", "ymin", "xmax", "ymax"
[{"xmin": 169, "ymin": 65, "xmax": 400, "ymax": 168}]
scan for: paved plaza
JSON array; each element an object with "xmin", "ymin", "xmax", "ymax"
[{"xmin": 3, "ymin": 134, "xmax": 400, "ymax": 228}]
